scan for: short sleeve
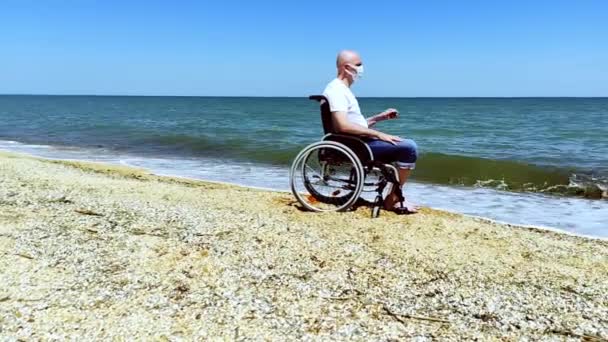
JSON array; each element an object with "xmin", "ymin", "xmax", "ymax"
[{"xmin": 323, "ymin": 86, "xmax": 348, "ymax": 113}]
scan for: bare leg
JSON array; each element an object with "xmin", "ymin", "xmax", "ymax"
[{"xmin": 383, "ymin": 168, "xmax": 418, "ymax": 212}]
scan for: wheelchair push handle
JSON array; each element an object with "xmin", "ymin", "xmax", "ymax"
[{"xmin": 309, "ymin": 95, "xmax": 327, "ymax": 102}]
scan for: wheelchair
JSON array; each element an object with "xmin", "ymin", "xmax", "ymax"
[{"xmin": 289, "ymin": 95, "xmax": 405, "ymax": 218}]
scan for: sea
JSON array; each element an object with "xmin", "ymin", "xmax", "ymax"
[{"xmin": 1, "ymin": 95, "xmax": 606, "ymax": 238}]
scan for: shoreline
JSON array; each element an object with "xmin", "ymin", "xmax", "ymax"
[
  {"xmin": 2, "ymin": 137, "xmax": 607, "ymax": 201},
  {"xmin": 2, "ymin": 148, "xmax": 607, "ymax": 242},
  {"xmin": 1, "ymin": 150, "xmax": 607, "ymax": 339},
  {"xmin": 153, "ymin": 168, "xmax": 608, "ymax": 242}
]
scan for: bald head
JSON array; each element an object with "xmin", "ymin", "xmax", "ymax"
[
  {"xmin": 336, "ymin": 50, "xmax": 360, "ymax": 68},
  {"xmin": 335, "ymin": 50, "xmax": 363, "ymax": 85}
]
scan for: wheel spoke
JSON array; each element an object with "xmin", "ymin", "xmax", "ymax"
[
  {"xmin": 290, "ymin": 142, "xmax": 364, "ymax": 212},
  {"xmin": 304, "ymin": 164, "xmax": 322, "ymax": 180}
]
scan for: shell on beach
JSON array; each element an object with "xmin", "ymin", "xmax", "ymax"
[{"xmin": 0, "ymin": 152, "xmax": 607, "ymax": 340}]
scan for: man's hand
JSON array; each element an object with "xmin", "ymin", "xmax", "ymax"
[
  {"xmin": 376, "ymin": 108, "xmax": 399, "ymax": 121},
  {"xmin": 376, "ymin": 132, "xmax": 402, "ymax": 145}
]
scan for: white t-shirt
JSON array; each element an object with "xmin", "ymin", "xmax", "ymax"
[{"xmin": 322, "ymin": 78, "xmax": 368, "ymax": 128}]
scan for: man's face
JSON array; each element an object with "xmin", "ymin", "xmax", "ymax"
[{"xmin": 344, "ymin": 55, "xmax": 363, "ymax": 81}]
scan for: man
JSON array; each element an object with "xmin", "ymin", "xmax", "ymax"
[{"xmin": 322, "ymin": 50, "xmax": 418, "ymax": 213}]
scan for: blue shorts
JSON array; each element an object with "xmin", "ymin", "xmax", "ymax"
[{"xmin": 365, "ymin": 138, "xmax": 418, "ymax": 169}]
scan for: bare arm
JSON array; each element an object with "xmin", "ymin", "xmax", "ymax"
[
  {"xmin": 332, "ymin": 111, "xmax": 402, "ymax": 144},
  {"xmin": 367, "ymin": 108, "xmax": 399, "ymax": 127}
]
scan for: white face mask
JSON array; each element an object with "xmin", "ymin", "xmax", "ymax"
[{"xmin": 347, "ymin": 64, "xmax": 364, "ymax": 80}]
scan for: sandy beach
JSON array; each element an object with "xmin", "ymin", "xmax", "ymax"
[{"xmin": 0, "ymin": 151, "xmax": 607, "ymax": 340}]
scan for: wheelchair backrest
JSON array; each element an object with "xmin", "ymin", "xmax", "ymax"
[
  {"xmin": 309, "ymin": 95, "xmax": 335, "ymax": 134},
  {"xmin": 308, "ymin": 95, "xmax": 375, "ymax": 165}
]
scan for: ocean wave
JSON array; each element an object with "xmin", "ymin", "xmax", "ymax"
[
  {"xmin": 134, "ymin": 134, "xmax": 607, "ymax": 199},
  {"xmin": 3, "ymin": 135, "xmax": 606, "ymax": 200},
  {"xmin": 414, "ymin": 153, "xmax": 606, "ymax": 199}
]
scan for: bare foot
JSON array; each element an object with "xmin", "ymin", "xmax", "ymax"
[
  {"xmin": 396, "ymin": 200, "xmax": 419, "ymax": 213},
  {"xmin": 384, "ymin": 192, "xmax": 419, "ymax": 213}
]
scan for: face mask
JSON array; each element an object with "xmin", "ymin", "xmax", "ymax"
[{"xmin": 347, "ymin": 64, "xmax": 364, "ymax": 80}]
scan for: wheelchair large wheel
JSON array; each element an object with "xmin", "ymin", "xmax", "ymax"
[{"xmin": 289, "ymin": 141, "xmax": 364, "ymax": 212}]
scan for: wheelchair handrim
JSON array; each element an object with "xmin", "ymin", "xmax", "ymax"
[{"xmin": 289, "ymin": 141, "xmax": 364, "ymax": 212}]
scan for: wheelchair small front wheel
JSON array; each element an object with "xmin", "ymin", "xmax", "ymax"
[
  {"xmin": 371, "ymin": 205, "xmax": 381, "ymax": 218},
  {"xmin": 289, "ymin": 141, "xmax": 364, "ymax": 212},
  {"xmin": 371, "ymin": 195, "xmax": 383, "ymax": 218}
]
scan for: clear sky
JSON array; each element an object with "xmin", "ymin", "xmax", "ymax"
[{"xmin": 1, "ymin": 1, "xmax": 607, "ymax": 97}]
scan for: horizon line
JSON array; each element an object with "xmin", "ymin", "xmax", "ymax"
[{"xmin": 1, "ymin": 93, "xmax": 607, "ymax": 99}]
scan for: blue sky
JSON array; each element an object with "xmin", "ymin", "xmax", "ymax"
[{"xmin": 1, "ymin": 1, "xmax": 607, "ymax": 97}]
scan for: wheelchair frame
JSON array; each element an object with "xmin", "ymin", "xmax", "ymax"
[{"xmin": 289, "ymin": 95, "xmax": 405, "ymax": 218}]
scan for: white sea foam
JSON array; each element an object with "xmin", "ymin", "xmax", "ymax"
[{"xmin": 1, "ymin": 139, "xmax": 607, "ymax": 239}]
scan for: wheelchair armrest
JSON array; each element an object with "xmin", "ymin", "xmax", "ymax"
[
  {"xmin": 323, "ymin": 133, "xmax": 365, "ymax": 143},
  {"xmin": 322, "ymin": 133, "xmax": 374, "ymax": 163}
]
